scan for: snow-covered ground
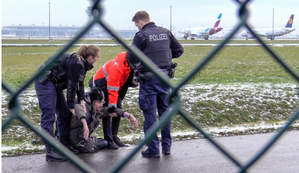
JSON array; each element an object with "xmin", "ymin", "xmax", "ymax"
[{"xmin": 2, "ymin": 83, "xmax": 299, "ymax": 156}]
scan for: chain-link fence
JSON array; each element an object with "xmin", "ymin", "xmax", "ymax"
[{"xmin": 2, "ymin": 0, "xmax": 299, "ymax": 172}]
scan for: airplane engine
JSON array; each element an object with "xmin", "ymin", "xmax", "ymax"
[
  {"xmin": 184, "ymin": 34, "xmax": 189, "ymax": 40},
  {"xmin": 267, "ymin": 36, "xmax": 275, "ymax": 40},
  {"xmin": 244, "ymin": 35, "xmax": 254, "ymax": 40},
  {"xmin": 248, "ymin": 35, "xmax": 254, "ymax": 39}
]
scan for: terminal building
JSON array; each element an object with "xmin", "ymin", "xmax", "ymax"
[
  {"xmin": 2, "ymin": 6, "xmax": 138, "ymax": 39},
  {"xmin": 2, "ymin": 25, "xmax": 138, "ymax": 39}
]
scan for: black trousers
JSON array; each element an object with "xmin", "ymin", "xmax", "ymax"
[
  {"xmin": 102, "ymin": 77, "xmax": 131, "ymax": 142},
  {"xmin": 35, "ymin": 80, "xmax": 71, "ymax": 152}
]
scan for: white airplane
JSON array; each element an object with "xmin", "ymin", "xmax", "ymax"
[
  {"xmin": 179, "ymin": 13, "xmax": 223, "ymax": 40},
  {"xmin": 241, "ymin": 14, "xmax": 295, "ymax": 40}
]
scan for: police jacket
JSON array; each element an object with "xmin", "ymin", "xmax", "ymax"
[
  {"xmin": 132, "ymin": 22, "xmax": 184, "ymax": 72},
  {"xmin": 69, "ymin": 93, "xmax": 125, "ymax": 152},
  {"xmin": 92, "ymin": 52, "xmax": 131, "ymax": 108},
  {"xmin": 51, "ymin": 53, "xmax": 93, "ymax": 109}
]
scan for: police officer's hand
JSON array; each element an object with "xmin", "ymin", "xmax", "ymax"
[
  {"xmin": 70, "ymin": 109, "xmax": 76, "ymax": 116},
  {"xmin": 80, "ymin": 100, "xmax": 86, "ymax": 113},
  {"xmin": 129, "ymin": 114, "xmax": 138, "ymax": 128},
  {"xmin": 109, "ymin": 113, "xmax": 117, "ymax": 117}
]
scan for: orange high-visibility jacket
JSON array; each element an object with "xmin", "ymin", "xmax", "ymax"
[{"xmin": 93, "ymin": 52, "xmax": 131, "ymax": 108}]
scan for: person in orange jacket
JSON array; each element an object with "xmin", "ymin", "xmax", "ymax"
[{"xmin": 89, "ymin": 51, "xmax": 139, "ymax": 149}]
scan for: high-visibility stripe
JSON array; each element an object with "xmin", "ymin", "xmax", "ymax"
[
  {"xmin": 114, "ymin": 62, "xmax": 120, "ymax": 66},
  {"xmin": 91, "ymin": 75, "xmax": 96, "ymax": 87},
  {"xmin": 107, "ymin": 86, "xmax": 119, "ymax": 91},
  {"xmin": 102, "ymin": 63, "xmax": 108, "ymax": 80},
  {"xmin": 109, "ymin": 103, "xmax": 117, "ymax": 107}
]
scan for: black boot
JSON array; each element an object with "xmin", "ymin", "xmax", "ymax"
[
  {"xmin": 107, "ymin": 141, "xmax": 118, "ymax": 150},
  {"xmin": 113, "ymin": 136, "xmax": 125, "ymax": 147},
  {"xmin": 45, "ymin": 143, "xmax": 68, "ymax": 162},
  {"xmin": 46, "ymin": 150, "xmax": 68, "ymax": 162},
  {"xmin": 59, "ymin": 135, "xmax": 79, "ymax": 154}
]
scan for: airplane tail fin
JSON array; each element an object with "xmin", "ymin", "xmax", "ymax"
[
  {"xmin": 285, "ymin": 14, "xmax": 294, "ymax": 28},
  {"xmin": 214, "ymin": 13, "xmax": 222, "ymax": 27}
]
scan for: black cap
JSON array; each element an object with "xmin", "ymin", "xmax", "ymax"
[
  {"xmin": 89, "ymin": 87, "xmax": 103, "ymax": 103},
  {"xmin": 126, "ymin": 52, "xmax": 140, "ymax": 65}
]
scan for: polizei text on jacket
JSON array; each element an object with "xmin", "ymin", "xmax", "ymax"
[{"xmin": 148, "ymin": 33, "xmax": 168, "ymax": 42}]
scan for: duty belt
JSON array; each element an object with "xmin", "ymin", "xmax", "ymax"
[{"xmin": 142, "ymin": 69, "xmax": 169, "ymax": 76}]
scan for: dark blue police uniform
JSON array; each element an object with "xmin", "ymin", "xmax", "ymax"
[
  {"xmin": 133, "ymin": 22, "xmax": 184, "ymax": 154},
  {"xmin": 35, "ymin": 53, "xmax": 93, "ymax": 152}
]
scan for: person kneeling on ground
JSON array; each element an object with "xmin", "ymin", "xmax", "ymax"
[{"xmin": 69, "ymin": 87, "xmax": 138, "ymax": 153}]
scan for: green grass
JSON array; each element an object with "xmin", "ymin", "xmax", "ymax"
[
  {"xmin": 2, "ymin": 38, "xmax": 299, "ymax": 44},
  {"xmin": 2, "ymin": 42, "xmax": 299, "ymax": 156},
  {"xmin": 173, "ymin": 46, "xmax": 299, "ymax": 84},
  {"xmin": 2, "ymin": 45, "xmax": 299, "ymax": 88},
  {"xmin": 1, "ymin": 46, "xmax": 127, "ymax": 88}
]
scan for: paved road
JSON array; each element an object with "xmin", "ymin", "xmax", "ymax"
[{"xmin": 2, "ymin": 130, "xmax": 299, "ymax": 173}]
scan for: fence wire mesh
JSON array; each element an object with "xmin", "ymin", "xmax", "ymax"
[{"xmin": 2, "ymin": 0, "xmax": 299, "ymax": 172}]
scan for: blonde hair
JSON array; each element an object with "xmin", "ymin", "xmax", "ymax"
[{"xmin": 77, "ymin": 45, "xmax": 100, "ymax": 61}]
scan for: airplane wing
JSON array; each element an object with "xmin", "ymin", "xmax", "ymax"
[
  {"xmin": 190, "ymin": 29, "xmax": 207, "ymax": 37},
  {"xmin": 185, "ymin": 28, "xmax": 210, "ymax": 39}
]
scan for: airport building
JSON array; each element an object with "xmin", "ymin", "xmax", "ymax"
[{"xmin": 1, "ymin": 25, "xmax": 138, "ymax": 39}]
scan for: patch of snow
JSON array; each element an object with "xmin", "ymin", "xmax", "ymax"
[{"xmin": 2, "ymin": 83, "xmax": 299, "ymax": 155}]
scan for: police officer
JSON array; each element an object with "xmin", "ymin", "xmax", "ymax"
[
  {"xmin": 35, "ymin": 45, "xmax": 100, "ymax": 161},
  {"xmin": 69, "ymin": 87, "xmax": 138, "ymax": 153},
  {"xmin": 131, "ymin": 11, "xmax": 184, "ymax": 158},
  {"xmin": 89, "ymin": 52, "xmax": 139, "ymax": 149}
]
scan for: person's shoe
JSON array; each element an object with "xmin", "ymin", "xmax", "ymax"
[
  {"xmin": 46, "ymin": 150, "xmax": 68, "ymax": 162},
  {"xmin": 162, "ymin": 149, "xmax": 171, "ymax": 155},
  {"xmin": 62, "ymin": 143, "xmax": 80, "ymax": 154},
  {"xmin": 59, "ymin": 135, "xmax": 79, "ymax": 154},
  {"xmin": 107, "ymin": 141, "xmax": 118, "ymax": 150},
  {"xmin": 66, "ymin": 145, "xmax": 80, "ymax": 154},
  {"xmin": 113, "ymin": 136, "xmax": 125, "ymax": 147},
  {"xmin": 141, "ymin": 148, "xmax": 160, "ymax": 158}
]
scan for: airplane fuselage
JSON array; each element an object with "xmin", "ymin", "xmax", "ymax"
[
  {"xmin": 181, "ymin": 27, "xmax": 223, "ymax": 40},
  {"xmin": 241, "ymin": 14, "xmax": 295, "ymax": 40},
  {"xmin": 241, "ymin": 28, "xmax": 296, "ymax": 39},
  {"xmin": 179, "ymin": 13, "xmax": 223, "ymax": 40}
]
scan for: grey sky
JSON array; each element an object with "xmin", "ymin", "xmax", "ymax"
[{"xmin": 1, "ymin": 0, "xmax": 298, "ymax": 34}]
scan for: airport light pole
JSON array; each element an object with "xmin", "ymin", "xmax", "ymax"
[
  {"xmin": 170, "ymin": 6, "xmax": 172, "ymax": 31},
  {"xmin": 49, "ymin": 2, "xmax": 51, "ymax": 45},
  {"xmin": 272, "ymin": 8, "xmax": 274, "ymax": 46},
  {"xmin": 43, "ymin": 22, "xmax": 44, "ymax": 37}
]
